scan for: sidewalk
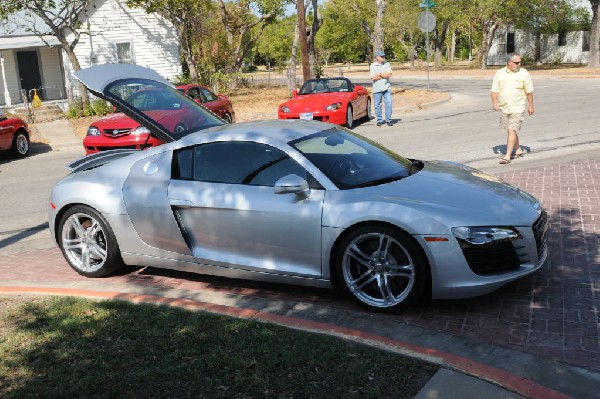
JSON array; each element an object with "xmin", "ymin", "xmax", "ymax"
[{"xmin": 2, "ymin": 118, "xmax": 600, "ymax": 398}]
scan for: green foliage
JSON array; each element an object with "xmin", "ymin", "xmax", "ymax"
[
  {"xmin": 0, "ymin": 296, "xmax": 437, "ymax": 398},
  {"xmin": 66, "ymin": 98, "xmax": 112, "ymax": 119}
]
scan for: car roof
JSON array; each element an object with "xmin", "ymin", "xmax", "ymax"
[{"xmin": 177, "ymin": 120, "xmax": 336, "ymax": 147}]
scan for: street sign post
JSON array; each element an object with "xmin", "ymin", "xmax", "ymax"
[{"xmin": 417, "ymin": 6, "xmax": 436, "ymax": 89}]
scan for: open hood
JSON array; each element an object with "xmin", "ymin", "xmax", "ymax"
[{"xmin": 74, "ymin": 64, "xmax": 224, "ymax": 143}]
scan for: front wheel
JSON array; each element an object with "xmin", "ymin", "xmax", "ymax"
[
  {"xmin": 58, "ymin": 205, "xmax": 124, "ymax": 277},
  {"xmin": 335, "ymin": 225, "xmax": 427, "ymax": 312},
  {"xmin": 11, "ymin": 130, "xmax": 30, "ymax": 157},
  {"xmin": 223, "ymin": 113, "xmax": 233, "ymax": 124}
]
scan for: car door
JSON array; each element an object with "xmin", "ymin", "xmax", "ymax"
[
  {"xmin": 0, "ymin": 119, "xmax": 12, "ymax": 150},
  {"xmin": 167, "ymin": 141, "xmax": 325, "ymax": 278}
]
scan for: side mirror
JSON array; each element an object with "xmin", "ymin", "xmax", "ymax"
[
  {"xmin": 292, "ymin": 89, "xmax": 298, "ymax": 97},
  {"xmin": 274, "ymin": 174, "xmax": 310, "ymax": 197}
]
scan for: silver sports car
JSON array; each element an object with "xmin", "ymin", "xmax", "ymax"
[{"xmin": 48, "ymin": 64, "xmax": 548, "ymax": 312}]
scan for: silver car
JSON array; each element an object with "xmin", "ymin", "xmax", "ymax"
[{"xmin": 48, "ymin": 64, "xmax": 548, "ymax": 312}]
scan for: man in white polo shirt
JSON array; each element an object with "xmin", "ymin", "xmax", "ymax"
[
  {"xmin": 370, "ymin": 50, "xmax": 393, "ymax": 126},
  {"xmin": 490, "ymin": 53, "xmax": 534, "ymax": 164}
]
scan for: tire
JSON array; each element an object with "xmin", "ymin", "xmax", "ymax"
[
  {"xmin": 345, "ymin": 105, "xmax": 354, "ymax": 129},
  {"xmin": 335, "ymin": 224, "xmax": 427, "ymax": 312},
  {"xmin": 223, "ymin": 113, "xmax": 233, "ymax": 124},
  {"xmin": 364, "ymin": 98, "xmax": 372, "ymax": 121},
  {"xmin": 58, "ymin": 205, "xmax": 124, "ymax": 277},
  {"xmin": 10, "ymin": 130, "xmax": 30, "ymax": 157}
]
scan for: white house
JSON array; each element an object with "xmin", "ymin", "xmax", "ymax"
[
  {"xmin": 487, "ymin": 28, "xmax": 590, "ymax": 66},
  {"xmin": 0, "ymin": 0, "xmax": 181, "ymax": 108}
]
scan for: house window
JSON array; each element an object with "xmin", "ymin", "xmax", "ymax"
[
  {"xmin": 558, "ymin": 32, "xmax": 567, "ymax": 47},
  {"xmin": 116, "ymin": 42, "xmax": 134, "ymax": 64},
  {"xmin": 582, "ymin": 31, "xmax": 590, "ymax": 52},
  {"xmin": 506, "ymin": 32, "xmax": 515, "ymax": 54}
]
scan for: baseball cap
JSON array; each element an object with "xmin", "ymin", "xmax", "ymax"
[{"xmin": 374, "ymin": 50, "xmax": 385, "ymax": 57}]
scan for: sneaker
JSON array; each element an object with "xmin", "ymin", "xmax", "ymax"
[
  {"xmin": 376, "ymin": 121, "xmax": 383, "ymax": 127},
  {"xmin": 386, "ymin": 121, "xmax": 393, "ymax": 126}
]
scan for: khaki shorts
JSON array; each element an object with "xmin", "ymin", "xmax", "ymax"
[{"xmin": 500, "ymin": 112, "xmax": 525, "ymax": 131}]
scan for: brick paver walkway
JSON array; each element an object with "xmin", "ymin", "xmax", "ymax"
[{"xmin": 1, "ymin": 158, "xmax": 598, "ymax": 373}]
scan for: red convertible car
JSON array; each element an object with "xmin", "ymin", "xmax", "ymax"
[
  {"xmin": 0, "ymin": 116, "xmax": 30, "ymax": 157},
  {"xmin": 278, "ymin": 77, "xmax": 371, "ymax": 128},
  {"xmin": 83, "ymin": 84, "xmax": 232, "ymax": 155}
]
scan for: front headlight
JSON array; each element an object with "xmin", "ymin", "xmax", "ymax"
[
  {"xmin": 131, "ymin": 126, "xmax": 151, "ymax": 135},
  {"xmin": 325, "ymin": 102, "xmax": 342, "ymax": 111},
  {"xmin": 281, "ymin": 105, "xmax": 290, "ymax": 113},
  {"xmin": 87, "ymin": 126, "xmax": 100, "ymax": 136},
  {"xmin": 451, "ymin": 226, "xmax": 521, "ymax": 246}
]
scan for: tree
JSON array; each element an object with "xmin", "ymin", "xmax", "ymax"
[
  {"xmin": 0, "ymin": 0, "xmax": 91, "ymax": 107},
  {"xmin": 589, "ymin": 0, "xmax": 600, "ymax": 67},
  {"xmin": 217, "ymin": 0, "xmax": 285, "ymax": 73},
  {"xmin": 317, "ymin": 0, "xmax": 370, "ymax": 63}
]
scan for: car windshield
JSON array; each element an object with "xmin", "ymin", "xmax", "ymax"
[
  {"xmin": 299, "ymin": 78, "xmax": 351, "ymax": 94},
  {"xmin": 104, "ymin": 79, "xmax": 223, "ymax": 139},
  {"xmin": 290, "ymin": 128, "xmax": 414, "ymax": 189}
]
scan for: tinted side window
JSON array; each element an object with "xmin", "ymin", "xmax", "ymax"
[
  {"xmin": 173, "ymin": 142, "xmax": 311, "ymax": 187},
  {"xmin": 187, "ymin": 87, "xmax": 201, "ymax": 100},
  {"xmin": 200, "ymin": 88, "xmax": 218, "ymax": 102}
]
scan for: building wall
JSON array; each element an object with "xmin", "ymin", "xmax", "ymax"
[
  {"xmin": 64, "ymin": 0, "xmax": 181, "ymax": 100},
  {"xmin": 488, "ymin": 28, "xmax": 589, "ymax": 66}
]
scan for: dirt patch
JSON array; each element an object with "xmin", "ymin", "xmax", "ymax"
[{"xmin": 66, "ymin": 85, "xmax": 447, "ymax": 134}]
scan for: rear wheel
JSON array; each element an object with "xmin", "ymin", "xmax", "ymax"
[
  {"xmin": 364, "ymin": 98, "xmax": 372, "ymax": 121},
  {"xmin": 10, "ymin": 130, "xmax": 29, "ymax": 157},
  {"xmin": 58, "ymin": 205, "xmax": 123, "ymax": 277},
  {"xmin": 345, "ymin": 105, "xmax": 354, "ymax": 129},
  {"xmin": 335, "ymin": 224, "xmax": 427, "ymax": 312}
]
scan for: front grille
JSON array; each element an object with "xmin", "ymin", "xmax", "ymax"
[
  {"xmin": 97, "ymin": 145, "xmax": 138, "ymax": 151},
  {"xmin": 532, "ymin": 210, "xmax": 549, "ymax": 261},
  {"xmin": 461, "ymin": 241, "xmax": 525, "ymax": 275},
  {"xmin": 102, "ymin": 128, "xmax": 131, "ymax": 137}
]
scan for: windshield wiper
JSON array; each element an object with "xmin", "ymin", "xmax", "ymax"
[{"xmin": 353, "ymin": 175, "xmax": 404, "ymax": 188}]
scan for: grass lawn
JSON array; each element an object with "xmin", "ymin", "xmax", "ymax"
[{"xmin": 0, "ymin": 295, "xmax": 437, "ymax": 398}]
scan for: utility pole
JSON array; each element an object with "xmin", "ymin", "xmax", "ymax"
[{"xmin": 296, "ymin": 0, "xmax": 311, "ymax": 82}]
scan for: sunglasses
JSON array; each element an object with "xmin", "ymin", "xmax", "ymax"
[{"xmin": 511, "ymin": 61, "xmax": 521, "ymax": 65}]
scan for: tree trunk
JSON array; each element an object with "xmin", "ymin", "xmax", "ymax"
[
  {"xmin": 296, "ymin": 0, "xmax": 311, "ymax": 82},
  {"xmin": 449, "ymin": 29, "xmax": 456, "ymax": 62},
  {"xmin": 589, "ymin": 0, "xmax": 600, "ymax": 68},
  {"xmin": 287, "ymin": 22, "xmax": 300, "ymax": 94},
  {"xmin": 63, "ymin": 45, "xmax": 90, "ymax": 109},
  {"xmin": 307, "ymin": 0, "xmax": 322, "ymax": 79},
  {"xmin": 372, "ymin": 0, "xmax": 386, "ymax": 53},
  {"xmin": 479, "ymin": 20, "xmax": 499, "ymax": 70}
]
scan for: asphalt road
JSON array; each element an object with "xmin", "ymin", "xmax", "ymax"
[
  {"xmin": 1, "ymin": 76, "xmax": 598, "ymax": 254},
  {"xmin": 352, "ymin": 76, "xmax": 600, "ymax": 174}
]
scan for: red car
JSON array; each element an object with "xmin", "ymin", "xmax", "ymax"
[
  {"xmin": 84, "ymin": 85, "xmax": 228, "ymax": 155},
  {"xmin": 278, "ymin": 77, "xmax": 371, "ymax": 129},
  {"xmin": 176, "ymin": 84, "xmax": 236, "ymax": 123},
  {"xmin": 0, "ymin": 116, "xmax": 30, "ymax": 157}
]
